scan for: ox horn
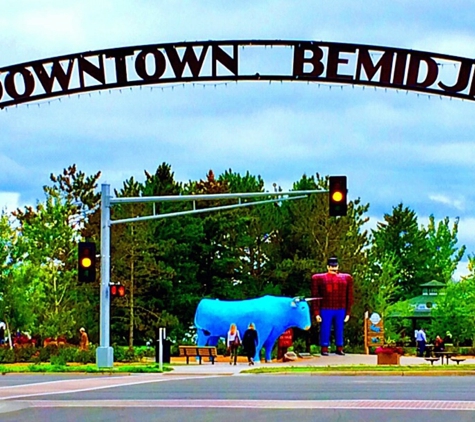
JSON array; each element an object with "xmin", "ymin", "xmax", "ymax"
[{"xmin": 304, "ymin": 297, "xmax": 322, "ymax": 302}]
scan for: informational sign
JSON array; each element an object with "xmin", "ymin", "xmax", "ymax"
[
  {"xmin": 278, "ymin": 328, "xmax": 293, "ymax": 348},
  {"xmin": 364, "ymin": 312, "xmax": 384, "ymax": 354}
]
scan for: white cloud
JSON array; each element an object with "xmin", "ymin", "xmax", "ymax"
[
  {"xmin": 0, "ymin": 192, "xmax": 20, "ymax": 214},
  {"xmin": 454, "ymin": 260, "xmax": 471, "ymax": 281},
  {"xmin": 429, "ymin": 194, "xmax": 465, "ymax": 211}
]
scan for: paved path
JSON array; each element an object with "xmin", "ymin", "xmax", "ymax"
[{"xmin": 167, "ymin": 353, "xmax": 475, "ymax": 375}]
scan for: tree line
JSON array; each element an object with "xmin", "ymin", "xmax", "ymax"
[{"xmin": 0, "ymin": 163, "xmax": 473, "ymax": 349}]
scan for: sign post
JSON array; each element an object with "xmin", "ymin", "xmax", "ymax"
[{"xmin": 364, "ymin": 312, "xmax": 384, "ymax": 354}]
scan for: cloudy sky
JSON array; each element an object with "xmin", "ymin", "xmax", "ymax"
[{"xmin": 1, "ymin": 1, "xmax": 474, "ymax": 277}]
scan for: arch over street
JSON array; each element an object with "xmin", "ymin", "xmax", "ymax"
[{"xmin": 2, "ymin": 39, "xmax": 475, "ymax": 109}]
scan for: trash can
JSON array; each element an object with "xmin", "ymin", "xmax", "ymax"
[{"xmin": 155, "ymin": 338, "xmax": 171, "ymax": 363}]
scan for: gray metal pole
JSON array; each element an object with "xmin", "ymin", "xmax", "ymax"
[
  {"xmin": 158, "ymin": 327, "xmax": 165, "ymax": 372},
  {"xmin": 96, "ymin": 183, "xmax": 114, "ymax": 368}
]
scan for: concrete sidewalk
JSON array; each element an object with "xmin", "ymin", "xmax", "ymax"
[{"xmin": 165, "ymin": 353, "xmax": 475, "ymax": 376}]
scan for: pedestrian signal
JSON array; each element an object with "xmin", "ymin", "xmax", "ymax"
[
  {"xmin": 329, "ymin": 176, "xmax": 347, "ymax": 217},
  {"xmin": 110, "ymin": 283, "xmax": 126, "ymax": 298},
  {"xmin": 78, "ymin": 242, "xmax": 96, "ymax": 282}
]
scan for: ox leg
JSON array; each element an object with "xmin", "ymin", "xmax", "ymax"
[
  {"xmin": 254, "ymin": 330, "xmax": 271, "ymax": 363},
  {"xmin": 196, "ymin": 329, "xmax": 209, "ymax": 346},
  {"xmin": 262, "ymin": 329, "xmax": 279, "ymax": 362}
]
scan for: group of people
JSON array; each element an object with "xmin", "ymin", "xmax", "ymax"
[
  {"xmin": 415, "ymin": 328, "xmax": 453, "ymax": 357},
  {"xmin": 226, "ymin": 322, "xmax": 258, "ymax": 365}
]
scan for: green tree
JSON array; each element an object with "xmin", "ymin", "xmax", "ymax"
[
  {"xmin": 423, "ymin": 215, "xmax": 466, "ymax": 283},
  {"xmin": 371, "ymin": 204, "xmax": 429, "ymax": 301},
  {"xmin": 13, "ymin": 191, "xmax": 80, "ymax": 338},
  {"xmin": 430, "ymin": 277, "xmax": 475, "ymax": 346},
  {"xmin": 218, "ymin": 169, "xmax": 279, "ymax": 297}
]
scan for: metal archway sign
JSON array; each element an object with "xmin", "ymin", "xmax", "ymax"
[{"xmin": 1, "ymin": 39, "xmax": 475, "ymax": 109}]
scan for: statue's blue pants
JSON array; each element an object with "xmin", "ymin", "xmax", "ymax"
[{"xmin": 320, "ymin": 309, "xmax": 346, "ymax": 347}]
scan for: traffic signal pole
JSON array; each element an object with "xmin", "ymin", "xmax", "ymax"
[
  {"xmin": 96, "ymin": 183, "xmax": 333, "ymax": 368},
  {"xmin": 97, "ymin": 183, "xmax": 113, "ymax": 368}
]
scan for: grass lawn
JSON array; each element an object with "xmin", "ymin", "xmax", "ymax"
[
  {"xmin": 0, "ymin": 362, "xmax": 172, "ymax": 374},
  {"xmin": 243, "ymin": 364, "xmax": 475, "ymax": 374}
]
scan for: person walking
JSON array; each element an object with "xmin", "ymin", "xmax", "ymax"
[
  {"xmin": 79, "ymin": 327, "xmax": 89, "ymax": 351},
  {"xmin": 226, "ymin": 323, "xmax": 241, "ymax": 365},
  {"xmin": 416, "ymin": 328, "xmax": 427, "ymax": 357},
  {"xmin": 242, "ymin": 323, "xmax": 259, "ymax": 366}
]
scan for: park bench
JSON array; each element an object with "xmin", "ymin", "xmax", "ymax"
[
  {"xmin": 450, "ymin": 357, "xmax": 466, "ymax": 365},
  {"xmin": 179, "ymin": 345, "xmax": 217, "ymax": 365},
  {"xmin": 424, "ymin": 357, "xmax": 440, "ymax": 365}
]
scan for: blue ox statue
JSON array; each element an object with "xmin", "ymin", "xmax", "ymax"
[{"xmin": 194, "ymin": 295, "xmax": 312, "ymax": 362}]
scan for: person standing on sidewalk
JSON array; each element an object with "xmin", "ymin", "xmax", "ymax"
[
  {"xmin": 226, "ymin": 323, "xmax": 241, "ymax": 365},
  {"xmin": 311, "ymin": 257, "xmax": 354, "ymax": 356},
  {"xmin": 416, "ymin": 328, "xmax": 427, "ymax": 357},
  {"xmin": 79, "ymin": 327, "xmax": 89, "ymax": 351},
  {"xmin": 242, "ymin": 323, "xmax": 259, "ymax": 365}
]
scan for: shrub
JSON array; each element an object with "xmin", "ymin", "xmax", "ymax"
[
  {"xmin": 50, "ymin": 354, "xmax": 67, "ymax": 366},
  {"xmin": 58, "ymin": 346, "xmax": 78, "ymax": 363},
  {"xmin": 14, "ymin": 346, "xmax": 37, "ymax": 362},
  {"xmin": 135, "ymin": 346, "xmax": 155, "ymax": 359},
  {"xmin": 76, "ymin": 349, "xmax": 95, "ymax": 364},
  {"xmin": 124, "ymin": 348, "xmax": 136, "ymax": 362},
  {"xmin": 112, "ymin": 345, "xmax": 126, "ymax": 362},
  {"xmin": 0, "ymin": 348, "xmax": 15, "ymax": 363}
]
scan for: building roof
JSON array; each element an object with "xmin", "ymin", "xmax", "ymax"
[{"xmin": 419, "ymin": 280, "xmax": 446, "ymax": 288}]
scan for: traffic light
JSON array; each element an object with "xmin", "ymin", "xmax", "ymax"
[
  {"xmin": 329, "ymin": 176, "xmax": 347, "ymax": 217},
  {"xmin": 110, "ymin": 283, "xmax": 126, "ymax": 298},
  {"xmin": 78, "ymin": 242, "xmax": 96, "ymax": 282}
]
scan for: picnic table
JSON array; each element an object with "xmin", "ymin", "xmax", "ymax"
[{"xmin": 436, "ymin": 351, "xmax": 456, "ymax": 365}]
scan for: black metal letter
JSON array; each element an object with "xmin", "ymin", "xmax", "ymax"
[
  {"xmin": 33, "ymin": 59, "xmax": 74, "ymax": 93},
  {"xmin": 165, "ymin": 45, "xmax": 209, "ymax": 78},
  {"xmin": 292, "ymin": 43, "xmax": 325, "ymax": 77},
  {"xmin": 212, "ymin": 45, "xmax": 238, "ymax": 77},
  {"xmin": 135, "ymin": 48, "xmax": 166, "ymax": 80},
  {"xmin": 106, "ymin": 49, "xmax": 135, "ymax": 84},
  {"xmin": 78, "ymin": 55, "xmax": 105, "ymax": 88},
  {"xmin": 326, "ymin": 45, "xmax": 356, "ymax": 80},
  {"xmin": 439, "ymin": 60, "xmax": 472, "ymax": 93},
  {"xmin": 4, "ymin": 67, "xmax": 35, "ymax": 99},
  {"xmin": 406, "ymin": 53, "xmax": 438, "ymax": 88},
  {"xmin": 356, "ymin": 48, "xmax": 394, "ymax": 84}
]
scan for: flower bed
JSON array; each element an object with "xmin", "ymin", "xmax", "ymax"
[
  {"xmin": 375, "ymin": 346, "xmax": 403, "ymax": 365},
  {"xmin": 375, "ymin": 346, "xmax": 404, "ymax": 355}
]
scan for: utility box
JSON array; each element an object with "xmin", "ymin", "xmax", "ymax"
[{"xmin": 155, "ymin": 338, "xmax": 171, "ymax": 364}]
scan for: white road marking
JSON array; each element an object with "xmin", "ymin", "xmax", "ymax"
[
  {"xmin": 17, "ymin": 399, "xmax": 475, "ymax": 411},
  {"xmin": 0, "ymin": 375, "xmax": 220, "ymax": 400}
]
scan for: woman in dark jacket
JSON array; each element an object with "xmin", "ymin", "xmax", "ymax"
[{"xmin": 242, "ymin": 323, "xmax": 259, "ymax": 365}]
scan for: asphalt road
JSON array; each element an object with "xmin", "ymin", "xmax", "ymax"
[{"xmin": 1, "ymin": 374, "xmax": 475, "ymax": 421}]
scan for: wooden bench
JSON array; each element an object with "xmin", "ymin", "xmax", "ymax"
[
  {"xmin": 450, "ymin": 357, "xmax": 466, "ymax": 365},
  {"xmin": 179, "ymin": 346, "xmax": 217, "ymax": 364},
  {"xmin": 424, "ymin": 357, "xmax": 440, "ymax": 365}
]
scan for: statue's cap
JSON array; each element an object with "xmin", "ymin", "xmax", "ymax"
[{"xmin": 327, "ymin": 257, "xmax": 338, "ymax": 266}]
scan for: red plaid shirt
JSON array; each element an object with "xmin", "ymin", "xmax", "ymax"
[{"xmin": 311, "ymin": 272, "xmax": 354, "ymax": 316}]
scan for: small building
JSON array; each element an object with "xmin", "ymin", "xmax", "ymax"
[
  {"xmin": 407, "ymin": 280, "xmax": 446, "ymax": 316},
  {"xmin": 388, "ymin": 280, "xmax": 446, "ymax": 346}
]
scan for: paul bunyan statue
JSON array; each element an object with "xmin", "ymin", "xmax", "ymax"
[{"xmin": 311, "ymin": 256, "xmax": 354, "ymax": 356}]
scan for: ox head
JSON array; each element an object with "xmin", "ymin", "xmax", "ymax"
[{"xmin": 289, "ymin": 297, "xmax": 312, "ymax": 330}]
